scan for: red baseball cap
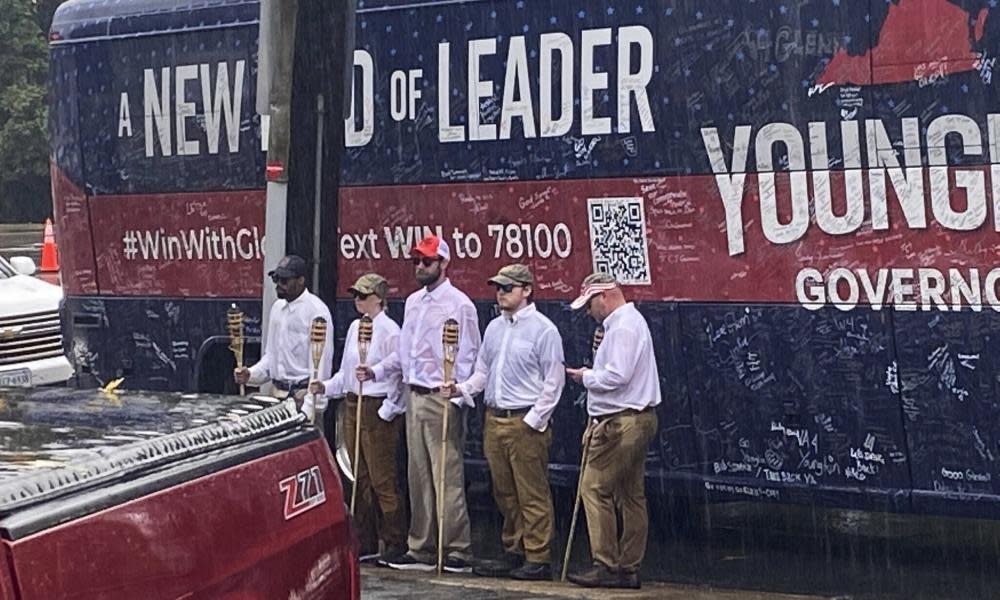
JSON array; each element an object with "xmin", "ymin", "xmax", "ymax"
[{"xmin": 412, "ymin": 235, "xmax": 451, "ymax": 260}]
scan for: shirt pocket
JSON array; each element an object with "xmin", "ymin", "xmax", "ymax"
[
  {"xmin": 288, "ymin": 317, "xmax": 311, "ymax": 357},
  {"xmin": 509, "ymin": 338, "xmax": 535, "ymax": 359}
]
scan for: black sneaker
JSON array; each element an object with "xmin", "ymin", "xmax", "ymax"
[
  {"xmin": 383, "ymin": 553, "xmax": 435, "ymax": 571},
  {"xmin": 442, "ymin": 556, "xmax": 473, "ymax": 574},
  {"xmin": 369, "ymin": 547, "xmax": 408, "ymax": 567}
]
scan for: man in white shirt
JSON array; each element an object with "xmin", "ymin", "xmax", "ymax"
[
  {"xmin": 442, "ymin": 264, "xmax": 564, "ymax": 581},
  {"xmin": 309, "ymin": 273, "xmax": 406, "ymax": 562},
  {"xmin": 564, "ymin": 273, "xmax": 660, "ymax": 590},
  {"xmin": 357, "ymin": 235, "xmax": 481, "ymax": 573},
  {"xmin": 234, "ymin": 254, "xmax": 333, "ymax": 427}
]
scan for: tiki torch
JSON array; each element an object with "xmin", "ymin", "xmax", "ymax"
[
  {"xmin": 437, "ymin": 318, "xmax": 460, "ymax": 575},
  {"xmin": 350, "ymin": 315, "xmax": 373, "ymax": 515},
  {"xmin": 227, "ymin": 305, "xmax": 245, "ymax": 396},
  {"xmin": 561, "ymin": 325, "xmax": 605, "ymax": 582},
  {"xmin": 307, "ymin": 317, "xmax": 327, "ymax": 421}
]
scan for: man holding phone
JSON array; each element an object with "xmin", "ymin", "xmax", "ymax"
[{"xmin": 564, "ymin": 272, "xmax": 660, "ymax": 590}]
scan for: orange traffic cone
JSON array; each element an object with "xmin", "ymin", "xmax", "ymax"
[{"xmin": 40, "ymin": 218, "xmax": 59, "ymax": 273}]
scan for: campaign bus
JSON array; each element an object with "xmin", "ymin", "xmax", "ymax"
[{"xmin": 49, "ymin": 0, "xmax": 1000, "ymax": 521}]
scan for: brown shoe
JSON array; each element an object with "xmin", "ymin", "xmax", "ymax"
[
  {"xmin": 472, "ymin": 553, "xmax": 523, "ymax": 577},
  {"xmin": 620, "ymin": 569, "xmax": 641, "ymax": 589},
  {"xmin": 567, "ymin": 562, "xmax": 622, "ymax": 588},
  {"xmin": 509, "ymin": 561, "xmax": 551, "ymax": 581}
]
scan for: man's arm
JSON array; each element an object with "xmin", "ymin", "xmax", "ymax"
[
  {"xmin": 370, "ymin": 303, "xmax": 408, "ymax": 383},
  {"xmin": 377, "ymin": 328, "xmax": 407, "ymax": 421},
  {"xmin": 304, "ymin": 304, "xmax": 336, "ymax": 420},
  {"xmin": 453, "ymin": 300, "xmax": 481, "ymax": 384},
  {"xmin": 524, "ymin": 326, "xmax": 566, "ymax": 431},
  {"xmin": 318, "ymin": 306, "xmax": 335, "ymax": 382},
  {"xmin": 316, "ymin": 319, "xmax": 355, "ymax": 399},
  {"xmin": 581, "ymin": 326, "xmax": 640, "ymax": 392},
  {"xmin": 245, "ymin": 308, "xmax": 278, "ymax": 384},
  {"xmin": 454, "ymin": 327, "xmax": 491, "ymax": 406}
]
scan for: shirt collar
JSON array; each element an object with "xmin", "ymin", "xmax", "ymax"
[
  {"xmin": 422, "ymin": 278, "xmax": 453, "ymax": 301},
  {"xmin": 506, "ymin": 303, "xmax": 536, "ymax": 324},
  {"xmin": 284, "ymin": 289, "xmax": 310, "ymax": 310},
  {"xmin": 603, "ymin": 302, "xmax": 633, "ymax": 328}
]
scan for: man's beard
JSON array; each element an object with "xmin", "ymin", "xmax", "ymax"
[{"xmin": 416, "ymin": 270, "xmax": 440, "ymax": 287}]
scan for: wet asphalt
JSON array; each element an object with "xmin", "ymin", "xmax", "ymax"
[{"xmin": 360, "ymin": 566, "xmax": 826, "ymax": 600}]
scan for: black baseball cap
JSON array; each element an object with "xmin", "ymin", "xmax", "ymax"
[{"xmin": 268, "ymin": 255, "xmax": 307, "ymax": 279}]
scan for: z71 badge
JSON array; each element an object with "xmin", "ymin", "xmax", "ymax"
[{"xmin": 279, "ymin": 465, "xmax": 326, "ymax": 520}]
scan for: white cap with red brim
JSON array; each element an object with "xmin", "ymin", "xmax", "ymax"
[{"xmin": 569, "ymin": 273, "xmax": 619, "ymax": 310}]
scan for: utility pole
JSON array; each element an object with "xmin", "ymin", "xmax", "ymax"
[{"xmin": 257, "ymin": 0, "xmax": 298, "ymax": 342}]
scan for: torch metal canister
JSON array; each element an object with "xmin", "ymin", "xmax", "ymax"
[
  {"xmin": 306, "ymin": 317, "xmax": 327, "ymax": 420},
  {"xmin": 591, "ymin": 325, "xmax": 605, "ymax": 358},
  {"xmin": 226, "ymin": 305, "xmax": 245, "ymax": 396},
  {"xmin": 350, "ymin": 315, "xmax": 373, "ymax": 515},
  {"xmin": 437, "ymin": 318, "xmax": 460, "ymax": 575}
]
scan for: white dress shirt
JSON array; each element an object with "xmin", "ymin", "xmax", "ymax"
[
  {"xmin": 373, "ymin": 279, "xmax": 480, "ymax": 397},
  {"xmin": 582, "ymin": 302, "xmax": 661, "ymax": 417},
  {"xmin": 320, "ymin": 311, "xmax": 405, "ymax": 422},
  {"xmin": 457, "ymin": 303, "xmax": 565, "ymax": 431},
  {"xmin": 247, "ymin": 289, "xmax": 333, "ymax": 410}
]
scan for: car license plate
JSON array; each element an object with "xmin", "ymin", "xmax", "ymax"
[{"xmin": 0, "ymin": 368, "xmax": 31, "ymax": 387}]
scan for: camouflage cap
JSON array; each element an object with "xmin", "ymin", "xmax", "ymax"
[
  {"xmin": 349, "ymin": 273, "xmax": 389, "ymax": 299},
  {"xmin": 569, "ymin": 272, "xmax": 618, "ymax": 310},
  {"xmin": 487, "ymin": 264, "xmax": 534, "ymax": 287}
]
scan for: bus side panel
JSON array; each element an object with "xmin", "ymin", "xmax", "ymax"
[
  {"xmin": 683, "ymin": 305, "xmax": 909, "ymax": 510},
  {"xmin": 62, "ymin": 296, "xmax": 262, "ymax": 392},
  {"xmin": 87, "ymin": 190, "xmax": 266, "ymax": 298},
  {"xmin": 73, "ymin": 25, "xmax": 264, "ymax": 197},
  {"xmin": 49, "ymin": 43, "xmax": 97, "ymax": 296},
  {"xmin": 896, "ymin": 311, "xmax": 1000, "ymax": 516}
]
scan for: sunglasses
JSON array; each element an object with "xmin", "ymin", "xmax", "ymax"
[
  {"xmin": 411, "ymin": 256, "xmax": 442, "ymax": 267},
  {"xmin": 492, "ymin": 282, "xmax": 523, "ymax": 294},
  {"xmin": 351, "ymin": 291, "xmax": 372, "ymax": 300}
]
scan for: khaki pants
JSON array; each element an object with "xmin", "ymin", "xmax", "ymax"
[
  {"xmin": 343, "ymin": 394, "xmax": 406, "ymax": 554},
  {"xmin": 405, "ymin": 390, "xmax": 472, "ymax": 561},
  {"xmin": 580, "ymin": 409, "xmax": 658, "ymax": 572},
  {"xmin": 483, "ymin": 411, "xmax": 554, "ymax": 563}
]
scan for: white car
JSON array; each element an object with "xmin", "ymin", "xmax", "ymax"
[{"xmin": 0, "ymin": 255, "xmax": 74, "ymax": 387}]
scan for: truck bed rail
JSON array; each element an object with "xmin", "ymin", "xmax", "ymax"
[{"xmin": 0, "ymin": 400, "xmax": 304, "ymax": 515}]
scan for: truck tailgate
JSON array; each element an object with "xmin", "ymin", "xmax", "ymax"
[{"xmin": 4, "ymin": 434, "xmax": 356, "ymax": 599}]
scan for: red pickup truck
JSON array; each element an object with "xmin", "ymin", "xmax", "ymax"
[{"xmin": 0, "ymin": 387, "xmax": 359, "ymax": 599}]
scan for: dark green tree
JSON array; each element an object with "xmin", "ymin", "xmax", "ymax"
[{"xmin": 0, "ymin": 0, "xmax": 57, "ymax": 223}]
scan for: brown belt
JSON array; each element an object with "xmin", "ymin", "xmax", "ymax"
[
  {"xmin": 591, "ymin": 406, "xmax": 654, "ymax": 423},
  {"xmin": 346, "ymin": 392, "xmax": 387, "ymax": 401},
  {"xmin": 488, "ymin": 406, "xmax": 531, "ymax": 418},
  {"xmin": 408, "ymin": 384, "xmax": 440, "ymax": 395}
]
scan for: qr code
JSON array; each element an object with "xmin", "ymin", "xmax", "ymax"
[{"xmin": 587, "ymin": 197, "xmax": 651, "ymax": 285}]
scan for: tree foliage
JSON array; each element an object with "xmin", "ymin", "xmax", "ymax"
[{"xmin": 0, "ymin": 0, "xmax": 60, "ymax": 222}]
